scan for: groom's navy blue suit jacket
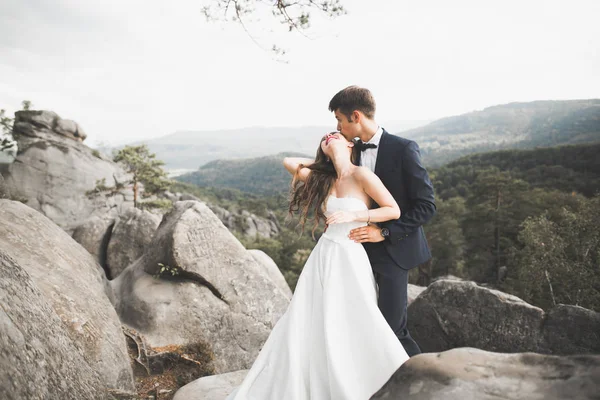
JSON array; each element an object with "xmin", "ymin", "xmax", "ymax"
[{"xmin": 362, "ymin": 129, "xmax": 436, "ymax": 271}]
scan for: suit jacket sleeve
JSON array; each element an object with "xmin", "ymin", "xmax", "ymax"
[{"xmin": 381, "ymin": 141, "xmax": 436, "ymax": 241}]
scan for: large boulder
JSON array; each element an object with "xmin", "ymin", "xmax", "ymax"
[
  {"xmin": 372, "ymin": 347, "xmax": 600, "ymax": 400},
  {"xmin": 0, "ymin": 250, "xmax": 110, "ymax": 400},
  {"xmin": 407, "ymin": 284, "xmax": 426, "ymax": 305},
  {"xmin": 248, "ymin": 249, "xmax": 292, "ymax": 299},
  {"xmin": 175, "ymin": 193, "xmax": 279, "ymax": 239},
  {"xmin": 0, "ymin": 200, "xmax": 135, "ymax": 392},
  {"xmin": 542, "ymin": 304, "xmax": 600, "ymax": 355},
  {"xmin": 0, "ymin": 110, "xmax": 134, "ymax": 232},
  {"xmin": 106, "ymin": 207, "xmax": 161, "ymax": 279},
  {"xmin": 0, "ymin": 172, "xmax": 10, "ymax": 199},
  {"xmin": 408, "ymin": 280, "xmax": 600, "ymax": 354},
  {"xmin": 111, "ymin": 201, "xmax": 290, "ymax": 375},
  {"xmin": 72, "ymin": 215, "xmax": 116, "ymax": 268},
  {"xmin": 71, "ymin": 208, "xmax": 161, "ymax": 280}
]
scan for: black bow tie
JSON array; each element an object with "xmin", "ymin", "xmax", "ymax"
[{"xmin": 355, "ymin": 139, "xmax": 378, "ymax": 152}]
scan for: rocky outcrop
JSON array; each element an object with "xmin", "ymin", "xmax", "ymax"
[
  {"xmin": 0, "ymin": 250, "xmax": 111, "ymax": 400},
  {"xmin": 0, "ymin": 200, "xmax": 135, "ymax": 392},
  {"xmin": 248, "ymin": 249, "xmax": 292, "ymax": 299},
  {"xmin": 542, "ymin": 304, "xmax": 600, "ymax": 355},
  {"xmin": 12, "ymin": 109, "xmax": 86, "ymax": 141},
  {"xmin": 111, "ymin": 201, "xmax": 290, "ymax": 375},
  {"xmin": 408, "ymin": 280, "xmax": 600, "ymax": 355},
  {"xmin": 72, "ymin": 215, "xmax": 116, "ymax": 268},
  {"xmin": 71, "ymin": 208, "xmax": 161, "ymax": 279},
  {"xmin": 0, "ymin": 110, "xmax": 134, "ymax": 232},
  {"xmin": 407, "ymin": 284, "xmax": 426, "ymax": 305},
  {"xmin": 106, "ymin": 208, "xmax": 161, "ymax": 279},
  {"xmin": 165, "ymin": 192, "xmax": 280, "ymax": 239},
  {"xmin": 173, "ymin": 370, "xmax": 247, "ymax": 400},
  {"xmin": 0, "ymin": 172, "xmax": 9, "ymax": 199},
  {"xmin": 176, "ymin": 348, "xmax": 600, "ymax": 400},
  {"xmin": 372, "ymin": 347, "xmax": 600, "ymax": 400}
]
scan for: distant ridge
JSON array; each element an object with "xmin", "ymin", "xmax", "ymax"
[
  {"xmin": 400, "ymin": 99, "xmax": 600, "ymax": 166},
  {"xmin": 176, "ymin": 152, "xmax": 309, "ymax": 196},
  {"xmin": 111, "ymin": 99, "xmax": 600, "ymax": 171}
]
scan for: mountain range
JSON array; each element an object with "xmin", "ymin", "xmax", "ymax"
[
  {"xmin": 409, "ymin": 99, "xmax": 600, "ymax": 166},
  {"xmin": 116, "ymin": 120, "xmax": 429, "ymax": 172},
  {"xmin": 175, "ymin": 99, "xmax": 600, "ymax": 194},
  {"xmin": 101, "ymin": 99, "xmax": 600, "ymax": 173}
]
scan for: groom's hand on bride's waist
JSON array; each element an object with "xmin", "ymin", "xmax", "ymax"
[{"xmin": 348, "ymin": 225, "xmax": 385, "ymax": 243}]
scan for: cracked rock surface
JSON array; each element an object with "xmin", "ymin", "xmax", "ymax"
[
  {"xmin": 0, "ymin": 199, "xmax": 135, "ymax": 393},
  {"xmin": 407, "ymin": 280, "xmax": 600, "ymax": 355},
  {"xmin": 372, "ymin": 347, "xmax": 600, "ymax": 400},
  {"xmin": 0, "ymin": 110, "xmax": 134, "ymax": 233},
  {"xmin": 111, "ymin": 201, "xmax": 290, "ymax": 373}
]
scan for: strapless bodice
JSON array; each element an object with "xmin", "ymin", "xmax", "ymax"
[{"xmin": 322, "ymin": 196, "xmax": 368, "ymax": 244}]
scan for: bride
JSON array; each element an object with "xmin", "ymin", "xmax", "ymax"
[{"xmin": 227, "ymin": 132, "xmax": 409, "ymax": 400}]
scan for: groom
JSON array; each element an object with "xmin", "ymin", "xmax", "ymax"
[{"xmin": 328, "ymin": 86, "xmax": 436, "ymax": 357}]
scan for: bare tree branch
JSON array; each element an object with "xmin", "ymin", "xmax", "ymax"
[{"xmin": 202, "ymin": 0, "xmax": 347, "ymax": 58}]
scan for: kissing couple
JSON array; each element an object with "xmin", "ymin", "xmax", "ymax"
[{"xmin": 228, "ymin": 86, "xmax": 437, "ymax": 399}]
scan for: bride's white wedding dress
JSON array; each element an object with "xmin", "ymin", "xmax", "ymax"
[{"xmin": 227, "ymin": 196, "xmax": 409, "ymax": 400}]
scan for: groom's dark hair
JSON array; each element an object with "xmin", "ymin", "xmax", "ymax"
[{"xmin": 328, "ymin": 86, "xmax": 376, "ymax": 121}]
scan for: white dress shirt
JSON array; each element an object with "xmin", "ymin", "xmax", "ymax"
[{"xmin": 360, "ymin": 126, "xmax": 383, "ymax": 173}]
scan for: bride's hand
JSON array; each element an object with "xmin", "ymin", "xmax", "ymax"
[{"xmin": 326, "ymin": 211, "xmax": 357, "ymax": 225}]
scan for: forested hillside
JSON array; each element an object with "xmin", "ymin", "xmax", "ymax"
[
  {"xmin": 176, "ymin": 152, "xmax": 308, "ymax": 196},
  {"xmin": 175, "ymin": 142, "xmax": 600, "ymax": 311}
]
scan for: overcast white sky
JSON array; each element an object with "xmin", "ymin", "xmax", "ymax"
[{"xmin": 1, "ymin": 0, "xmax": 599, "ymax": 146}]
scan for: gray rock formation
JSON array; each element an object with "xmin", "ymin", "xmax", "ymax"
[
  {"xmin": 543, "ymin": 304, "xmax": 600, "ymax": 355},
  {"xmin": 111, "ymin": 201, "xmax": 290, "ymax": 374},
  {"xmin": 204, "ymin": 202, "xmax": 280, "ymax": 239},
  {"xmin": 166, "ymin": 192, "xmax": 279, "ymax": 239},
  {"xmin": 407, "ymin": 284, "xmax": 426, "ymax": 305},
  {"xmin": 372, "ymin": 347, "xmax": 600, "ymax": 400},
  {"xmin": 71, "ymin": 208, "xmax": 161, "ymax": 280},
  {"xmin": 106, "ymin": 207, "xmax": 161, "ymax": 279},
  {"xmin": 0, "ymin": 200, "xmax": 135, "ymax": 392},
  {"xmin": 0, "ymin": 110, "xmax": 134, "ymax": 232},
  {"xmin": 173, "ymin": 370, "xmax": 247, "ymax": 400},
  {"xmin": 408, "ymin": 280, "xmax": 600, "ymax": 354},
  {"xmin": 0, "ymin": 172, "xmax": 9, "ymax": 199},
  {"xmin": 72, "ymin": 215, "xmax": 116, "ymax": 267},
  {"xmin": 0, "ymin": 250, "xmax": 111, "ymax": 400},
  {"xmin": 248, "ymin": 249, "xmax": 292, "ymax": 299}
]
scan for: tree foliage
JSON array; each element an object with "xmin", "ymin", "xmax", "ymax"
[
  {"xmin": 423, "ymin": 196, "xmax": 467, "ymax": 283},
  {"xmin": 113, "ymin": 145, "xmax": 170, "ymax": 207},
  {"xmin": 0, "ymin": 109, "xmax": 12, "ymax": 137},
  {"xmin": 511, "ymin": 196, "xmax": 600, "ymax": 311},
  {"xmin": 1, "ymin": 101, "xmax": 33, "ymax": 153}
]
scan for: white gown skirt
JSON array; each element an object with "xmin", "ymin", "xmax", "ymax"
[{"xmin": 228, "ymin": 197, "xmax": 409, "ymax": 400}]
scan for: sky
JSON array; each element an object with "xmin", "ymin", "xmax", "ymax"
[{"xmin": 1, "ymin": 0, "xmax": 599, "ymax": 146}]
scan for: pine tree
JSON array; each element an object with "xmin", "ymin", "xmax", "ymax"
[{"xmin": 113, "ymin": 145, "xmax": 170, "ymax": 208}]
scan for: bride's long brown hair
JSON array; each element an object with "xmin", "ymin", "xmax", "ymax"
[{"xmin": 289, "ymin": 134, "xmax": 360, "ymax": 237}]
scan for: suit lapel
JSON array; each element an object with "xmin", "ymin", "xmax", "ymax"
[{"xmin": 374, "ymin": 130, "xmax": 390, "ymax": 177}]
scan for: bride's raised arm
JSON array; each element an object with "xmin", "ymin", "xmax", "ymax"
[
  {"xmin": 283, "ymin": 157, "xmax": 314, "ymax": 182},
  {"xmin": 355, "ymin": 167, "xmax": 401, "ymax": 223}
]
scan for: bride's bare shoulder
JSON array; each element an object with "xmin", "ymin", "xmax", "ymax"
[{"xmin": 353, "ymin": 166, "xmax": 376, "ymax": 180}]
